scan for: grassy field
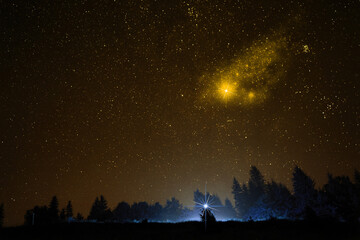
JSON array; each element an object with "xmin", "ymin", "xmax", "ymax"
[{"xmin": 1, "ymin": 220, "xmax": 359, "ymax": 240}]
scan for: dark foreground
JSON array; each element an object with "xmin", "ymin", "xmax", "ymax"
[{"xmin": 1, "ymin": 220, "xmax": 359, "ymax": 240}]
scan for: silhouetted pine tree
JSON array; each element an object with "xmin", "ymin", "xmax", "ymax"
[
  {"xmin": 0, "ymin": 203, "xmax": 4, "ymax": 228},
  {"xmin": 312, "ymin": 187, "xmax": 337, "ymax": 220},
  {"xmin": 235, "ymin": 167, "xmax": 266, "ymax": 220},
  {"xmin": 88, "ymin": 197, "xmax": 100, "ymax": 220},
  {"xmin": 233, "ymin": 179, "xmax": 253, "ymax": 219},
  {"xmin": 200, "ymin": 208, "xmax": 216, "ymax": 223},
  {"xmin": 48, "ymin": 196, "xmax": 59, "ymax": 223},
  {"xmin": 239, "ymin": 184, "xmax": 252, "ymax": 218},
  {"xmin": 267, "ymin": 181, "xmax": 292, "ymax": 217},
  {"xmin": 24, "ymin": 206, "xmax": 49, "ymax": 225},
  {"xmin": 131, "ymin": 202, "xmax": 149, "ymax": 221},
  {"xmin": 66, "ymin": 201, "xmax": 73, "ymax": 219},
  {"xmin": 113, "ymin": 201, "xmax": 131, "ymax": 222},
  {"xmin": 148, "ymin": 202, "xmax": 163, "ymax": 221},
  {"xmin": 233, "ymin": 167, "xmax": 295, "ymax": 221},
  {"xmin": 324, "ymin": 174, "xmax": 358, "ymax": 221},
  {"xmin": 88, "ymin": 195, "xmax": 112, "ymax": 221},
  {"xmin": 163, "ymin": 197, "xmax": 183, "ymax": 222},
  {"xmin": 248, "ymin": 166, "xmax": 266, "ymax": 204},
  {"xmin": 130, "ymin": 203, "xmax": 139, "ymax": 221},
  {"xmin": 251, "ymin": 181, "xmax": 292, "ymax": 220},
  {"xmin": 292, "ymin": 166, "xmax": 317, "ymax": 218},
  {"xmin": 101, "ymin": 199, "xmax": 113, "ymax": 221}
]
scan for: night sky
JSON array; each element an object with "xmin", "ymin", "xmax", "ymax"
[{"xmin": 1, "ymin": 0, "xmax": 359, "ymax": 226}]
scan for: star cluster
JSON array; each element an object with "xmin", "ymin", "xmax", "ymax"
[{"xmin": 0, "ymin": 0, "xmax": 359, "ymax": 226}]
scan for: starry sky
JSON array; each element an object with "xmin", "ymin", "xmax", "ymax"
[{"xmin": 0, "ymin": 0, "xmax": 359, "ymax": 226}]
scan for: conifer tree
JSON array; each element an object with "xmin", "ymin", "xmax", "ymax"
[
  {"xmin": 49, "ymin": 196, "xmax": 59, "ymax": 223},
  {"xmin": 88, "ymin": 197, "xmax": 100, "ymax": 220},
  {"xmin": 113, "ymin": 202, "xmax": 131, "ymax": 222},
  {"xmin": 88, "ymin": 195, "xmax": 112, "ymax": 221},
  {"xmin": 200, "ymin": 208, "xmax": 216, "ymax": 223},
  {"xmin": 163, "ymin": 197, "xmax": 182, "ymax": 222},
  {"xmin": 66, "ymin": 201, "xmax": 73, "ymax": 219},
  {"xmin": 324, "ymin": 174, "xmax": 358, "ymax": 221},
  {"xmin": 292, "ymin": 166, "xmax": 316, "ymax": 217},
  {"xmin": 248, "ymin": 166, "xmax": 266, "ymax": 204}
]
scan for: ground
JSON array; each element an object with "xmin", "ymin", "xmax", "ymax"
[{"xmin": 1, "ymin": 220, "xmax": 359, "ymax": 240}]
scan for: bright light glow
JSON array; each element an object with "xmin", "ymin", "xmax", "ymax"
[
  {"xmin": 218, "ymin": 81, "xmax": 236, "ymax": 101},
  {"xmin": 184, "ymin": 185, "xmax": 226, "ymax": 222}
]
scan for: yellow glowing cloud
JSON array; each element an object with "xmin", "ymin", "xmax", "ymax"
[{"xmin": 199, "ymin": 35, "xmax": 288, "ymax": 106}]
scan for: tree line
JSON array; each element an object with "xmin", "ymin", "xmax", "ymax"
[
  {"xmin": 22, "ymin": 166, "xmax": 360, "ymax": 225},
  {"xmin": 24, "ymin": 198, "xmax": 81, "ymax": 225},
  {"xmin": 232, "ymin": 166, "xmax": 360, "ymax": 222},
  {"xmin": 24, "ymin": 192, "xmax": 236, "ymax": 225}
]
